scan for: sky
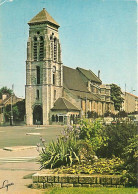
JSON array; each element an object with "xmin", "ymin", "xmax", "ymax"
[{"xmin": 0, "ymin": 0, "xmax": 137, "ymax": 98}]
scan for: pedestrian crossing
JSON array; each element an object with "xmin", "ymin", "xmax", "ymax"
[{"xmin": 0, "ymin": 156, "xmax": 37, "ymax": 163}]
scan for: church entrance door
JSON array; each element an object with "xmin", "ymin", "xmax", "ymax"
[{"xmin": 33, "ymin": 105, "xmax": 43, "ymax": 125}]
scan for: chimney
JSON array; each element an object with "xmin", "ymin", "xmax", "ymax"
[
  {"xmin": 2, "ymin": 94, "xmax": 8, "ymax": 101},
  {"xmin": 98, "ymin": 70, "xmax": 100, "ymax": 78}
]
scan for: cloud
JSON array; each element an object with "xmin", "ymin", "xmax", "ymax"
[{"xmin": 0, "ymin": 0, "xmax": 13, "ymax": 6}]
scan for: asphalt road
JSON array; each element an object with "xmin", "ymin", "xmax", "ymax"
[
  {"xmin": 0, "ymin": 125, "xmax": 64, "ymax": 193},
  {"xmin": 0, "ymin": 125, "xmax": 64, "ymax": 149}
]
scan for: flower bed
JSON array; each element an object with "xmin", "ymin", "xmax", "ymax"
[{"xmin": 53, "ymin": 157, "xmax": 124, "ymax": 175}]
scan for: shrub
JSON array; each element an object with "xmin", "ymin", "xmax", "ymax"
[
  {"xmin": 117, "ymin": 111, "xmax": 128, "ymax": 118},
  {"xmin": 122, "ymin": 135, "xmax": 138, "ymax": 186},
  {"xmin": 54, "ymin": 157, "xmax": 124, "ymax": 175},
  {"xmin": 97, "ymin": 122, "xmax": 137, "ymax": 158},
  {"xmin": 79, "ymin": 119, "xmax": 107, "ymax": 152},
  {"xmin": 39, "ymin": 126, "xmax": 84, "ymax": 169},
  {"xmin": 39, "ymin": 124, "xmax": 97, "ymax": 169}
]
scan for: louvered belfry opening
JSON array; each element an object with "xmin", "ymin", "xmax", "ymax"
[
  {"xmin": 36, "ymin": 66, "xmax": 40, "ymax": 84},
  {"xmin": 39, "ymin": 36, "xmax": 44, "ymax": 61},
  {"xmin": 33, "ymin": 37, "xmax": 37, "ymax": 61},
  {"xmin": 54, "ymin": 38, "xmax": 57, "ymax": 61}
]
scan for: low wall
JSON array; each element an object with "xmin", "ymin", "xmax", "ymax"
[{"xmin": 32, "ymin": 173, "xmax": 127, "ymax": 188}]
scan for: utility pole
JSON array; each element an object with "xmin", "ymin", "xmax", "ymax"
[
  {"xmin": 85, "ymin": 94, "xmax": 87, "ymax": 118},
  {"xmin": 125, "ymin": 83, "xmax": 127, "ymax": 112},
  {"xmin": 10, "ymin": 84, "xmax": 14, "ymax": 126}
]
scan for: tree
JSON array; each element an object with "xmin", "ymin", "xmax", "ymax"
[
  {"xmin": 87, "ymin": 111, "xmax": 98, "ymax": 118},
  {"xmin": 110, "ymin": 84, "xmax": 124, "ymax": 111},
  {"xmin": 117, "ymin": 110, "xmax": 128, "ymax": 118},
  {"xmin": 4, "ymin": 100, "xmax": 25, "ymax": 122},
  {"xmin": 0, "ymin": 86, "xmax": 13, "ymax": 98},
  {"xmin": 97, "ymin": 122, "xmax": 137, "ymax": 158}
]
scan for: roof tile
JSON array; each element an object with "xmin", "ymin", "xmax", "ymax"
[{"xmin": 28, "ymin": 8, "xmax": 59, "ymax": 27}]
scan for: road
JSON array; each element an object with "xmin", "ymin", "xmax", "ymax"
[{"xmin": 0, "ymin": 125, "xmax": 64, "ymax": 193}]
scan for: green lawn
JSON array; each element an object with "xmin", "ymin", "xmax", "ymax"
[
  {"xmin": 0, "ymin": 125, "xmax": 63, "ymax": 148},
  {"xmin": 40, "ymin": 187, "xmax": 138, "ymax": 194}
]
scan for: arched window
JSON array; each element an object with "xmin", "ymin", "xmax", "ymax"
[
  {"xmin": 39, "ymin": 36, "xmax": 44, "ymax": 61},
  {"xmin": 52, "ymin": 115, "xmax": 55, "ymax": 122},
  {"xmin": 54, "ymin": 38, "xmax": 57, "ymax": 61},
  {"xmin": 52, "ymin": 66, "xmax": 56, "ymax": 86},
  {"xmin": 36, "ymin": 66, "xmax": 40, "ymax": 84},
  {"xmin": 36, "ymin": 89, "xmax": 39, "ymax": 99},
  {"xmin": 59, "ymin": 116, "xmax": 63, "ymax": 122},
  {"xmin": 33, "ymin": 37, "xmax": 37, "ymax": 61},
  {"xmin": 50, "ymin": 36, "xmax": 53, "ymax": 59},
  {"xmin": 53, "ymin": 73, "xmax": 55, "ymax": 85},
  {"xmin": 54, "ymin": 90, "xmax": 56, "ymax": 100}
]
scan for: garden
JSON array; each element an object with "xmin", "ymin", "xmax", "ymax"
[{"xmin": 36, "ymin": 118, "xmax": 137, "ymax": 189}]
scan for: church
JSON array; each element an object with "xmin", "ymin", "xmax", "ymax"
[{"xmin": 25, "ymin": 8, "xmax": 114, "ymax": 125}]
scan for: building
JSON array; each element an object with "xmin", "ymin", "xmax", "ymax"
[
  {"xmin": 0, "ymin": 93, "xmax": 23, "ymax": 124},
  {"xmin": 100, "ymin": 84, "xmax": 114, "ymax": 114},
  {"xmin": 121, "ymin": 92, "xmax": 138, "ymax": 113},
  {"xmin": 25, "ymin": 8, "xmax": 114, "ymax": 125}
]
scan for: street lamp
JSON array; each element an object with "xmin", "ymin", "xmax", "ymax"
[{"xmin": 10, "ymin": 84, "xmax": 14, "ymax": 126}]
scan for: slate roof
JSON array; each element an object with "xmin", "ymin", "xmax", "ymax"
[
  {"xmin": 63, "ymin": 66, "xmax": 89, "ymax": 92},
  {"xmin": 63, "ymin": 66, "xmax": 101, "ymax": 101},
  {"xmin": 77, "ymin": 67, "xmax": 102, "ymax": 84},
  {"xmin": 67, "ymin": 90, "xmax": 101, "ymax": 101},
  {"xmin": 28, "ymin": 8, "xmax": 60, "ymax": 27},
  {"xmin": 51, "ymin": 97, "xmax": 80, "ymax": 111}
]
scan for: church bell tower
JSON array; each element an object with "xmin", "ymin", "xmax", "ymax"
[{"xmin": 25, "ymin": 8, "xmax": 63, "ymax": 125}]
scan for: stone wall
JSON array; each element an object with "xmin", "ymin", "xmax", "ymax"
[{"xmin": 32, "ymin": 173, "xmax": 127, "ymax": 189}]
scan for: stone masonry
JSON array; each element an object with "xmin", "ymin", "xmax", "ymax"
[
  {"xmin": 32, "ymin": 173, "xmax": 127, "ymax": 189},
  {"xmin": 25, "ymin": 9, "xmax": 63, "ymax": 125}
]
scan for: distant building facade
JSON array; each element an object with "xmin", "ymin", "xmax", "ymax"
[
  {"xmin": 25, "ymin": 8, "xmax": 115, "ymax": 125},
  {"xmin": 121, "ymin": 92, "xmax": 138, "ymax": 113},
  {"xmin": 100, "ymin": 84, "xmax": 114, "ymax": 114}
]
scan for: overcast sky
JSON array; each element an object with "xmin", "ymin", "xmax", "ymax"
[{"xmin": 0, "ymin": 0, "xmax": 137, "ymax": 98}]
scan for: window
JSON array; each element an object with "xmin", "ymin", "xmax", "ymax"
[
  {"xmin": 39, "ymin": 36, "xmax": 44, "ymax": 61},
  {"xmin": 106, "ymin": 90, "xmax": 110, "ymax": 95},
  {"xmin": 33, "ymin": 37, "xmax": 37, "ymax": 61},
  {"xmin": 52, "ymin": 115, "xmax": 55, "ymax": 122},
  {"xmin": 50, "ymin": 36, "xmax": 53, "ymax": 59},
  {"xmin": 36, "ymin": 66, "xmax": 40, "ymax": 84},
  {"xmin": 36, "ymin": 90, "xmax": 39, "ymax": 99},
  {"xmin": 59, "ymin": 116, "xmax": 63, "ymax": 122},
  {"xmin": 53, "ymin": 73, "xmax": 55, "ymax": 85},
  {"xmin": 91, "ymin": 86, "xmax": 94, "ymax": 93},
  {"xmin": 54, "ymin": 38, "xmax": 57, "ymax": 61},
  {"xmin": 101, "ymin": 88, "xmax": 105, "ymax": 93},
  {"xmin": 54, "ymin": 90, "xmax": 56, "ymax": 100}
]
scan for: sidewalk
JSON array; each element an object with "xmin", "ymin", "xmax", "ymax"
[{"xmin": 0, "ymin": 148, "xmax": 43, "ymax": 194}]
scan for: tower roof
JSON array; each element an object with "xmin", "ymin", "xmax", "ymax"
[{"xmin": 28, "ymin": 8, "xmax": 60, "ymax": 27}]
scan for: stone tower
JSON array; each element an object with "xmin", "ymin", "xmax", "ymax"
[{"xmin": 25, "ymin": 8, "xmax": 63, "ymax": 125}]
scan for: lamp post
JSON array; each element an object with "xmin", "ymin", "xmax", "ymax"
[{"xmin": 10, "ymin": 85, "xmax": 14, "ymax": 126}]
